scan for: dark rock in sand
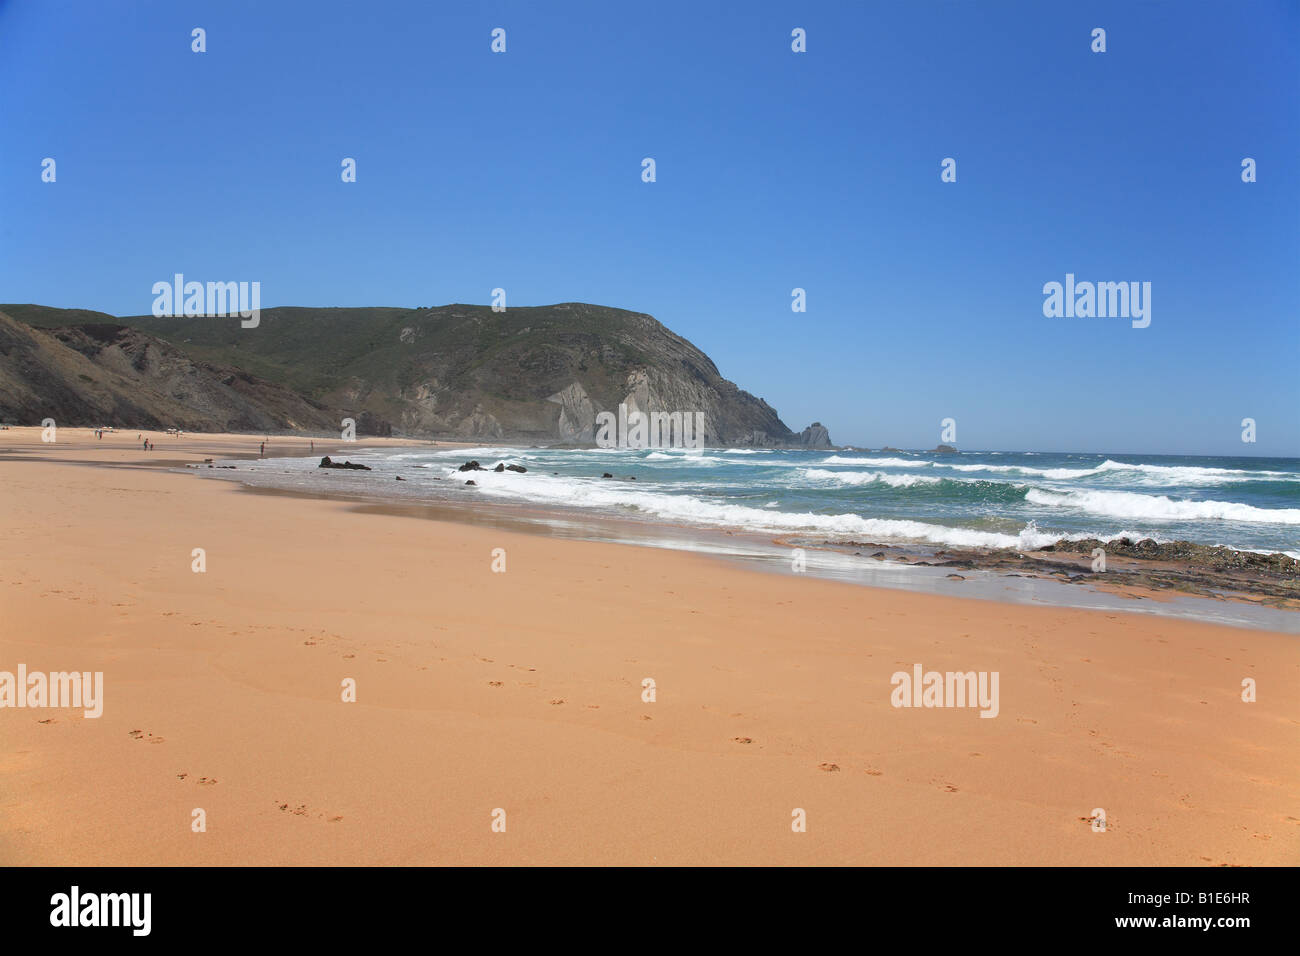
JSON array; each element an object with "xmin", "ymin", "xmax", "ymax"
[
  {"xmin": 395, "ymin": 476, "xmax": 405, "ymax": 481},
  {"xmin": 1049, "ymin": 537, "xmax": 1300, "ymax": 573},
  {"xmin": 602, "ymin": 472, "xmax": 613, "ymax": 479},
  {"xmin": 458, "ymin": 460, "xmax": 484, "ymax": 472},
  {"xmin": 319, "ymin": 456, "xmax": 371, "ymax": 471},
  {"xmin": 506, "ymin": 464, "xmax": 527, "ymax": 473},
  {"xmin": 465, "ymin": 480, "xmax": 476, "ymax": 486},
  {"xmin": 493, "ymin": 463, "xmax": 505, "ymax": 472}
]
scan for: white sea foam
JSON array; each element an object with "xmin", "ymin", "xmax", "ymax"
[
  {"xmin": 822, "ymin": 456, "xmax": 921, "ymax": 468},
  {"xmin": 424, "ymin": 446, "xmax": 524, "ymax": 457},
  {"xmin": 1025, "ymin": 488, "xmax": 1300, "ymax": 524},
  {"xmin": 460, "ymin": 471, "xmax": 1054, "ymax": 549},
  {"xmin": 946, "ymin": 463, "xmax": 1099, "ymax": 479},
  {"xmin": 314, "ymin": 448, "xmax": 1300, "ymax": 557},
  {"xmin": 939, "ymin": 459, "xmax": 1296, "ymax": 485},
  {"xmin": 1090, "ymin": 459, "xmax": 1294, "ymax": 485},
  {"xmin": 1234, "ymin": 546, "xmax": 1300, "ymax": 560},
  {"xmin": 801, "ymin": 468, "xmax": 942, "ymax": 488}
]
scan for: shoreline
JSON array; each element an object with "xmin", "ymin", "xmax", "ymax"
[
  {"xmin": 5, "ymin": 430, "xmax": 1296, "ymax": 628},
  {"xmin": 191, "ymin": 440, "xmax": 1299, "ymax": 631},
  {"xmin": 2, "ymin": 428, "xmax": 1298, "ymax": 865},
  {"xmin": 215, "ymin": 475, "xmax": 1300, "ymax": 633}
]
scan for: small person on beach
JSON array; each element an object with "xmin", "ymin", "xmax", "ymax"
[{"xmin": 260, "ymin": 441, "xmax": 265, "ymax": 456}]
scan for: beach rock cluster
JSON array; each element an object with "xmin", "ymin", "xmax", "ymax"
[
  {"xmin": 1046, "ymin": 537, "xmax": 1300, "ymax": 573},
  {"xmin": 831, "ymin": 538, "xmax": 1298, "ymax": 608},
  {"xmin": 458, "ymin": 460, "xmax": 527, "ymax": 473},
  {"xmin": 318, "ymin": 456, "xmax": 371, "ymax": 471}
]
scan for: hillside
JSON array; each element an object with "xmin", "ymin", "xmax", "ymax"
[
  {"xmin": 0, "ymin": 309, "xmax": 338, "ymax": 432},
  {"xmin": 1, "ymin": 302, "xmax": 831, "ymax": 446}
]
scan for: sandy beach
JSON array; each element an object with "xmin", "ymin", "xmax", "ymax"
[{"xmin": 1, "ymin": 428, "xmax": 1296, "ymax": 866}]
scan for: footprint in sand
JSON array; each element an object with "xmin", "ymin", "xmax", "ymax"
[
  {"xmin": 549, "ymin": 699, "xmax": 565, "ymax": 705},
  {"xmin": 818, "ymin": 763, "xmax": 840, "ymax": 772},
  {"xmin": 640, "ymin": 715, "xmax": 653, "ymax": 721},
  {"xmin": 488, "ymin": 681, "xmax": 503, "ymax": 687},
  {"xmin": 275, "ymin": 801, "xmax": 342, "ymax": 823},
  {"xmin": 733, "ymin": 737, "xmax": 753, "ymax": 744},
  {"xmin": 128, "ymin": 730, "xmax": 165, "ymax": 743},
  {"xmin": 865, "ymin": 768, "xmax": 883, "ymax": 776},
  {"xmin": 38, "ymin": 718, "xmax": 55, "ymax": 724},
  {"xmin": 942, "ymin": 784, "xmax": 959, "ymax": 793}
]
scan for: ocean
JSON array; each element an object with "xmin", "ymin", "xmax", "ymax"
[{"xmin": 233, "ymin": 446, "xmax": 1300, "ymax": 559}]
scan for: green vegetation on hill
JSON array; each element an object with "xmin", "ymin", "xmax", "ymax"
[{"xmin": 0, "ymin": 302, "xmax": 821, "ymax": 444}]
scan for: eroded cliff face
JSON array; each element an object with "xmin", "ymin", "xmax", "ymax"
[
  {"xmin": 0, "ymin": 310, "xmax": 335, "ymax": 432},
  {"xmin": 546, "ymin": 382, "xmax": 598, "ymax": 443},
  {"xmin": 3, "ymin": 302, "xmax": 831, "ymax": 446}
]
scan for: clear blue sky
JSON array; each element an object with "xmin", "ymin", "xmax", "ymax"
[{"xmin": 1, "ymin": 0, "xmax": 1296, "ymax": 455}]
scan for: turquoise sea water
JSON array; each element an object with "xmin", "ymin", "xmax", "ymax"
[{"xmin": 254, "ymin": 446, "xmax": 1300, "ymax": 558}]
